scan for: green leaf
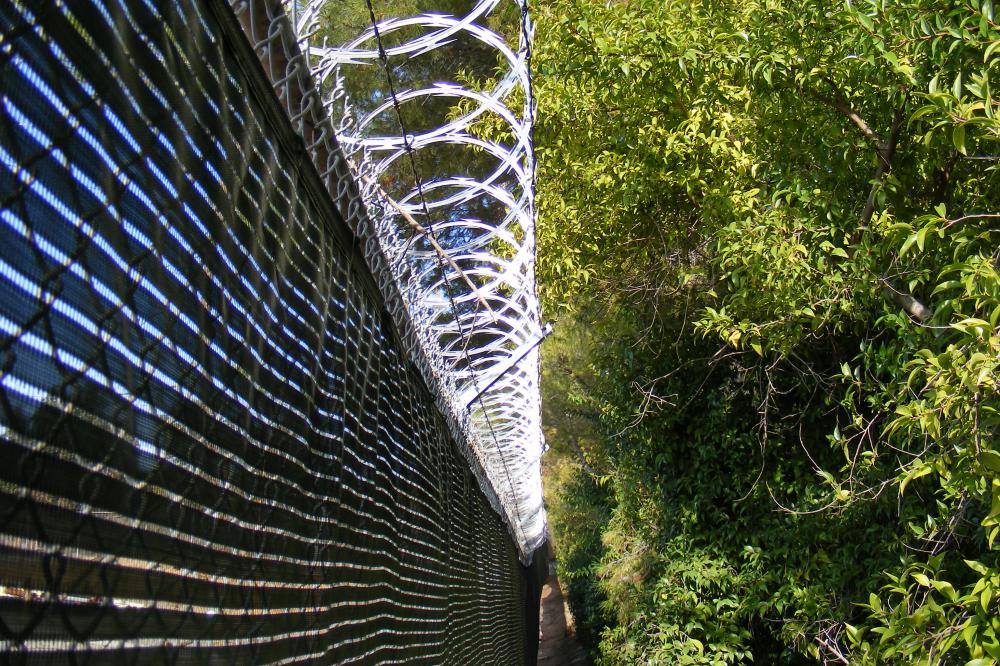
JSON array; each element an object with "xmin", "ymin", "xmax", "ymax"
[
  {"xmin": 963, "ymin": 618, "xmax": 981, "ymax": 649},
  {"xmin": 953, "ymin": 124, "xmax": 967, "ymax": 155},
  {"xmin": 985, "ymin": 40, "xmax": 1000, "ymax": 63},
  {"xmin": 982, "ymin": 450, "xmax": 1000, "ymax": 473},
  {"xmin": 900, "ymin": 463, "xmax": 933, "ymax": 496},
  {"xmin": 931, "ymin": 579, "xmax": 957, "ymax": 601},
  {"xmin": 965, "ymin": 560, "xmax": 989, "ymax": 575}
]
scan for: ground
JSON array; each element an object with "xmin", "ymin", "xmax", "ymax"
[{"xmin": 536, "ymin": 568, "xmax": 591, "ymax": 666}]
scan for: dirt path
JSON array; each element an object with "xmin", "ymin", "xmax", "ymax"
[{"xmin": 536, "ymin": 573, "xmax": 591, "ymax": 666}]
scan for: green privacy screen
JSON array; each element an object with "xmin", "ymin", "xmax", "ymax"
[{"xmin": 0, "ymin": 0, "xmax": 542, "ymax": 662}]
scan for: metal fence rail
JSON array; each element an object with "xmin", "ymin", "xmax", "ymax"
[{"xmin": 0, "ymin": 0, "xmax": 542, "ymax": 662}]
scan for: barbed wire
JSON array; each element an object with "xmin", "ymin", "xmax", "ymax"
[
  {"xmin": 288, "ymin": 0, "xmax": 546, "ymax": 556},
  {"xmin": 0, "ymin": 0, "xmax": 543, "ymax": 660}
]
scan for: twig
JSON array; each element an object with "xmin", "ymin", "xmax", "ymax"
[
  {"xmin": 944, "ymin": 212, "xmax": 1000, "ymax": 228},
  {"xmin": 810, "ymin": 78, "xmax": 885, "ymax": 151},
  {"xmin": 366, "ymin": 176, "xmax": 498, "ymax": 324}
]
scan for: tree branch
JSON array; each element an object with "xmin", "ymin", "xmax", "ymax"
[
  {"xmin": 809, "ymin": 77, "xmax": 885, "ymax": 152},
  {"xmin": 363, "ymin": 176, "xmax": 498, "ymax": 324},
  {"xmin": 945, "ymin": 212, "xmax": 1000, "ymax": 229},
  {"xmin": 568, "ymin": 437, "xmax": 598, "ymax": 477},
  {"xmin": 881, "ymin": 278, "xmax": 932, "ymax": 322},
  {"xmin": 817, "ymin": 94, "xmax": 931, "ymax": 324},
  {"xmin": 858, "ymin": 102, "xmax": 907, "ymax": 232}
]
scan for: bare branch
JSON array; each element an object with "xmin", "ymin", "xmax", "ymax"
[
  {"xmin": 809, "ymin": 77, "xmax": 886, "ymax": 152},
  {"xmin": 881, "ymin": 278, "xmax": 932, "ymax": 323},
  {"xmin": 366, "ymin": 177, "xmax": 499, "ymax": 324},
  {"xmin": 858, "ymin": 103, "xmax": 907, "ymax": 230}
]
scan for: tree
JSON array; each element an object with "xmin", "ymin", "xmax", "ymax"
[{"xmin": 534, "ymin": 0, "xmax": 1000, "ymax": 663}]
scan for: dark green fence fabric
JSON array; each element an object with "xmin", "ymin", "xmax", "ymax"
[{"xmin": 0, "ymin": 1, "xmax": 540, "ymax": 662}]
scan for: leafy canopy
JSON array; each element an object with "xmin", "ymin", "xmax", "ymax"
[{"xmin": 535, "ymin": 0, "xmax": 1000, "ymax": 663}]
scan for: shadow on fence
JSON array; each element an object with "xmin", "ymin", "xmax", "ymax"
[{"xmin": 0, "ymin": 0, "xmax": 544, "ymax": 662}]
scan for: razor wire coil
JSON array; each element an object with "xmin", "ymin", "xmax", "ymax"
[
  {"xmin": 286, "ymin": 0, "xmax": 546, "ymax": 557},
  {"xmin": 0, "ymin": 0, "xmax": 543, "ymax": 661}
]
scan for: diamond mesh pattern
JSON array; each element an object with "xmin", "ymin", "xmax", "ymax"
[
  {"xmin": 0, "ymin": 0, "xmax": 542, "ymax": 662},
  {"xmin": 287, "ymin": 0, "xmax": 547, "ymax": 557}
]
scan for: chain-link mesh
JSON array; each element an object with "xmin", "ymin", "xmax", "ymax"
[
  {"xmin": 0, "ymin": 0, "xmax": 543, "ymax": 662},
  {"xmin": 287, "ymin": 0, "xmax": 547, "ymax": 557},
  {"xmin": 231, "ymin": 0, "xmax": 547, "ymax": 561}
]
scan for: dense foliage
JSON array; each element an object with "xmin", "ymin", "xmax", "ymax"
[{"xmin": 533, "ymin": 0, "xmax": 1000, "ymax": 663}]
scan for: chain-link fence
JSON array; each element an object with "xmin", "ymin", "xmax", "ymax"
[
  {"xmin": 0, "ymin": 0, "xmax": 544, "ymax": 662},
  {"xmin": 285, "ymin": 0, "xmax": 548, "ymax": 557}
]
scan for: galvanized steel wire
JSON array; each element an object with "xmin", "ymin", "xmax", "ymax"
[
  {"xmin": 0, "ymin": 0, "xmax": 544, "ymax": 661},
  {"xmin": 287, "ymin": 0, "xmax": 547, "ymax": 557}
]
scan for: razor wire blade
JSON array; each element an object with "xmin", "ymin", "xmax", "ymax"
[{"xmin": 284, "ymin": 0, "xmax": 546, "ymax": 557}]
